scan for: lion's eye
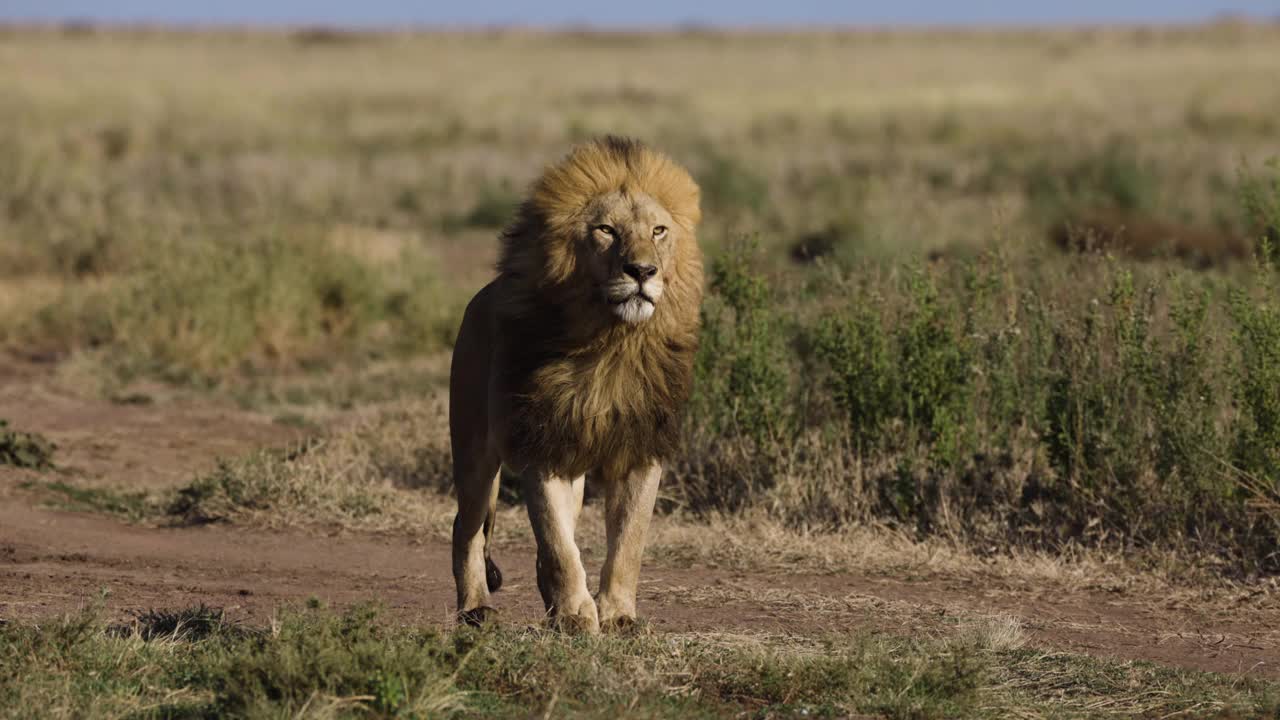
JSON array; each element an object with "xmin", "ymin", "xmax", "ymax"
[
  {"xmin": 596, "ymin": 225, "xmax": 616, "ymax": 236},
  {"xmin": 653, "ymin": 225, "xmax": 668, "ymax": 239}
]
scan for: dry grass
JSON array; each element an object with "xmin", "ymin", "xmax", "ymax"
[
  {"xmin": 3, "ymin": 602, "xmax": 1276, "ymax": 719},
  {"xmin": 161, "ymin": 397, "xmax": 457, "ymax": 532}
]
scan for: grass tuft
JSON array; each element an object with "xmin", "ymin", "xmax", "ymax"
[
  {"xmin": 0, "ymin": 420, "xmax": 55, "ymax": 470},
  {"xmin": 23, "ymin": 480, "xmax": 154, "ymax": 521},
  {"xmin": 114, "ymin": 604, "xmax": 246, "ymax": 642}
]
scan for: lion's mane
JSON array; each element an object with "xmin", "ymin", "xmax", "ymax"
[{"xmin": 493, "ymin": 137, "xmax": 703, "ymax": 479}]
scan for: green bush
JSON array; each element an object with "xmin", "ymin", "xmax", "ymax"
[
  {"xmin": 693, "ymin": 240, "xmax": 795, "ymax": 445},
  {"xmin": 895, "ymin": 269, "xmax": 974, "ymax": 467},
  {"xmin": 1239, "ymin": 159, "xmax": 1280, "ymax": 251},
  {"xmin": 1230, "ymin": 246, "xmax": 1280, "ymax": 488},
  {"xmin": 813, "ymin": 267, "xmax": 972, "ymax": 465},
  {"xmin": 813, "ymin": 306, "xmax": 894, "ymax": 450},
  {"xmin": 677, "ymin": 240, "xmax": 799, "ymax": 512}
]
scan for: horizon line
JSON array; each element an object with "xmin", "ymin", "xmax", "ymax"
[{"xmin": 2, "ymin": 14, "xmax": 1276, "ymax": 33}]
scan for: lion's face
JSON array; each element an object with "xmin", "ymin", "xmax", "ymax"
[{"xmin": 580, "ymin": 189, "xmax": 680, "ymax": 325}]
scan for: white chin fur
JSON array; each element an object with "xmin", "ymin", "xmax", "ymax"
[{"xmin": 611, "ymin": 296, "xmax": 654, "ymax": 324}]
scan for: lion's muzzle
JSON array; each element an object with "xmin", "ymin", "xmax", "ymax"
[{"xmin": 604, "ymin": 273, "xmax": 663, "ymax": 324}]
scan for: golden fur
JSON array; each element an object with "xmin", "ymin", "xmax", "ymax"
[{"xmin": 449, "ymin": 137, "xmax": 703, "ymax": 632}]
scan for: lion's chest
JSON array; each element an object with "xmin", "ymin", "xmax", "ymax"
[
  {"xmin": 504, "ymin": 342, "xmax": 685, "ymax": 478},
  {"xmin": 538, "ymin": 350, "xmax": 663, "ymax": 439}
]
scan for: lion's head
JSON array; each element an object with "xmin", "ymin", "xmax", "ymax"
[{"xmin": 497, "ymin": 136, "xmax": 702, "ymax": 333}]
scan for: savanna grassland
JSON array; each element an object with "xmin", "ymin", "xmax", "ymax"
[{"xmin": 3, "ymin": 23, "xmax": 1280, "ymax": 718}]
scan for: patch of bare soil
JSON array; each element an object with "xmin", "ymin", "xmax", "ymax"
[
  {"xmin": 0, "ymin": 357, "xmax": 299, "ymax": 490},
  {"xmin": 1, "ymin": 360, "xmax": 1276, "ymax": 679}
]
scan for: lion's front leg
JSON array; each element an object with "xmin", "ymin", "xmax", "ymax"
[
  {"xmin": 596, "ymin": 460, "xmax": 661, "ymax": 630},
  {"xmin": 521, "ymin": 470, "xmax": 599, "ymax": 633}
]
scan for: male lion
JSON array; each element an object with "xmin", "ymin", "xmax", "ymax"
[{"xmin": 449, "ymin": 136, "xmax": 702, "ymax": 632}]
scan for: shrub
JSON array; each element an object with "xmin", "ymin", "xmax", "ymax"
[
  {"xmin": 1239, "ymin": 159, "xmax": 1280, "ymax": 252},
  {"xmin": 693, "ymin": 239, "xmax": 795, "ymax": 445},
  {"xmin": 895, "ymin": 269, "xmax": 974, "ymax": 467},
  {"xmin": 813, "ymin": 306, "xmax": 894, "ymax": 450},
  {"xmin": 813, "ymin": 266, "xmax": 973, "ymax": 466},
  {"xmin": 1229, "ymin": 246, "xmax": 1280, "ymax": 486},
  {"xmin": 677, "ymin": 240, "xmax": 799, "ymax": 512}
]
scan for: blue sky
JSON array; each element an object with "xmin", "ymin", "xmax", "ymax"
[{"xmin": 3, "ymin": 1, "xmax": 1277, "ymax": 27}]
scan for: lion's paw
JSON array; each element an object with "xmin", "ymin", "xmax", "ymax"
[
  {"xmin": 549, "ymin": 596, "xmax": 600, "ymax": 635},
  {"xmin": 457, "ymin": 606, "xmax": 499, "ymax": 628},
  {"xmin": 600, "ymin": 615, "xmax": 648, "ymax": 636}
]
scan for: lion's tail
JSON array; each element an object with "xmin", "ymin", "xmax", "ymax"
[
  {"xmin": 483, "ymin": 507, "xmax": 502, "ymax": 593},
  {"xmin": 485, "ymin": 556, "xmax": 503, "ymax": 593}
]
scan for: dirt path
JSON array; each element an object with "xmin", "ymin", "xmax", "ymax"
[
  {"xmin": 1, "ymin": 365, "xmax": 1277, "ymax": 679},
  {"xmin": 0, "ymin": 358, "xmax": 298, "ymax": 490},
  {"xmin": 3, "ymin": 503, "xmax": 1277, "ymax": 677}
]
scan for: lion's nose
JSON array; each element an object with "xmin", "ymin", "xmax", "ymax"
[{"xmin": 623, "ymin": 263, "xmax": 658, "ymax": 282}]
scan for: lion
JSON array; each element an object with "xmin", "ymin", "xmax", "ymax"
[{"xmin": 448, "ymin": 136, "xmax": 703, "ymax": 633}]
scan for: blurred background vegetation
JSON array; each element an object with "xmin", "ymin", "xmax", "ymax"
[{"xmin": 3, "ymin": 23, "xmax": 1280, "ymax": 573}]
